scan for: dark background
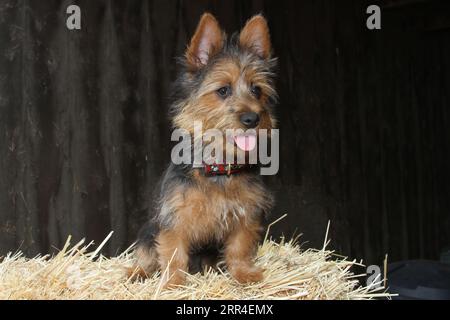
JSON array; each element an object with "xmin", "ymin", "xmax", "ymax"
[{"xmin": 0, "ymin": 0, "xmax": 449, "ymax": 266}]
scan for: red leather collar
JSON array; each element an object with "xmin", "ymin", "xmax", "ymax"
[{"xmin": 203, "ymin": 163, "xmax": 253, "ymax": 176}]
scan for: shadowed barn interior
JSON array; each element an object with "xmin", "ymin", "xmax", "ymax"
[{"xmin": 0, "ymin": 0, "xmax": 449, "ymax": 266}]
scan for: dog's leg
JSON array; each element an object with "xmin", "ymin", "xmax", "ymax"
[
  {"xmin": 128, "ymin": 244, "xmax": 159, "ymax": 280},
  {"xmin": 128, "ymin": 219, "xmax": 161, "ymax": 280},
  {"xmin": 156, "ymin": 229, "xmax": 189, "ymax": 288},
  {"xmin": 224, "ymin": 222, "xmax": 264, "ymax": 284}
]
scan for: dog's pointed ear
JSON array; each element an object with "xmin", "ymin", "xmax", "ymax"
[
  {"xmin": 239, "ymin": 15, "xmax": 271, "ymax": 59},
  {"xmin": 186, "ymin": 13, "xmax": 224, "ymax": 70}
]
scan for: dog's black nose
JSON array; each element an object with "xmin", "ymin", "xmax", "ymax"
[{"xmin": 240, "ymin": 112, "xmax": 260, "ymax": 128}]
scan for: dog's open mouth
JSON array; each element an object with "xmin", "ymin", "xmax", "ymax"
[{"xmin": 233, "ymin": 133, "xmax": 257, "ymax": 151}]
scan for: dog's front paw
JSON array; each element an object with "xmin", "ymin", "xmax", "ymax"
[
  {"xmin": 229, "ymin": 265, "xmax": 264, "ymax": 284},
  {"xmin": 126, "ymin": 265, "xmax": 149, "ymax": 282}
]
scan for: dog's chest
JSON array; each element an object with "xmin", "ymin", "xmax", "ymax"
[{"xmin": 179, "ymin": 175, "xmax": 264, "ymax": 240}]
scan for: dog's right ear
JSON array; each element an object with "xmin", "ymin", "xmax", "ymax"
[{"xmin": 186, "ymin": 13, "xmax": 224, "ymax": 70}]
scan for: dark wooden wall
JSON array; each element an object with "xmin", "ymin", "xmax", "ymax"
[{"xmin": 0, "ymin": 0, "xmax": 449, "ymax": 265}]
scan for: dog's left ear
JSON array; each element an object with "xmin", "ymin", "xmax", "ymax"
[{"xmin": 239, "ymin": 15, "xmax": 271, "ymax": 59}]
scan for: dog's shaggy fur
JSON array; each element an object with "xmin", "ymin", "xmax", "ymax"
[{"xmin": 133, "ymin": 13, "xmax": 278, "ymax": 288}]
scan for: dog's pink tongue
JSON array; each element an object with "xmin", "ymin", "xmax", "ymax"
[{"xmin": 234, "ymin": 135, "xmax": 257, "ymax": 151}]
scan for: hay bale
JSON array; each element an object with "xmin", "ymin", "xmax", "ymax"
[{"xmin": 0, "ymin": 231, "xmax": 390, "ymax": 300}]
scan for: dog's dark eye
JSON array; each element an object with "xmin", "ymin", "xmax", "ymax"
[
  {"xmin": 217, "ymin": 86, "xmax": 232, "ymax": 99},
  {"xmin": 250, "ymin": 85, "xmax": 262, "ymax": 99}
]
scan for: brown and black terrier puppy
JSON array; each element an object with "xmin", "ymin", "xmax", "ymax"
[{"xmin": 132, "ymin": 13, "xmax": 277, "ymax": 288}]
